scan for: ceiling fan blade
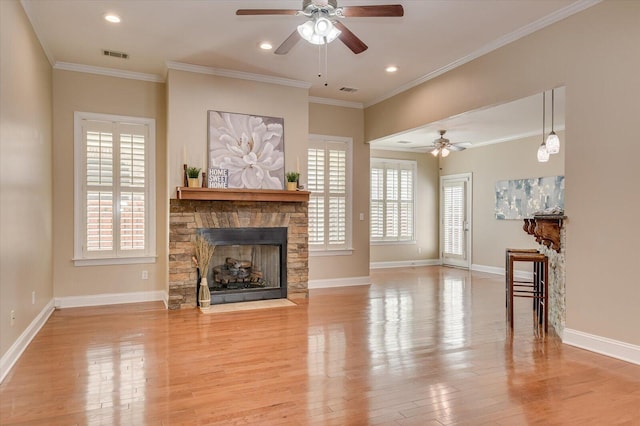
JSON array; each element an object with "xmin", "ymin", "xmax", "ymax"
[
  {"xmin": 339, "ymin": 5, "xmax": 404, "ymax": 17},
  {"xmin": 274, "ymin": 30, "xmax": 302, "ymax": 55},
  {"xmin": 447, "ymin": 144, "xmax": 467, "ymax": 152},
  {"xmin": 236, "ymin": 9, "xmax": 299, "ymax": 16},
  {"xmin": 333, "ymin": 21, "xmax": 368, "ymax": 54}
]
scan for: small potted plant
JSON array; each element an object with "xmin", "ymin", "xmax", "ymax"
[
  {"xmin": 187, "ymin": 166, "xmax": 201, "ymax": 187},
  {"xmin": 285, "ymin": 171, "xmax": 300, "ymax": 191}
]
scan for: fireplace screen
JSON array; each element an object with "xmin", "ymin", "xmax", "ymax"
[{"xmin": 197, "ymin": 227, "xmax": 287, "ymax": 304}]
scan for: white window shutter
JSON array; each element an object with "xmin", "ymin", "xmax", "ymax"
[
  {"xmin": 370, "ymin": 159, "xmax": 416, "ymax": 242},
  {"xmin": 443, "ymin": 182, "xmax": 465, "ymax": 256},
  {"xmin": 75, "ymin": 113, "xmax": 155, "ymax": 263},
  {"xmin": 308, "ymin": 138, "xmax": 351, "ymax": 251}
]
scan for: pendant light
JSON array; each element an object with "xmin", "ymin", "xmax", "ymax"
[
  {"xmin": 545, "ymin": 88, "xmax": 560, "ymax": 154},
  {"xmin": 537, "ymin": 91, "xmax": 550, "ymax": 162}
]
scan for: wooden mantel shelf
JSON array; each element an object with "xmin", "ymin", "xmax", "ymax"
[
  {"xmin": 176, "ymin": 187, "xmax": 310, "ymax": 202},
  {"xmin": 523, "ymin": 214, "xmax": 566, "ymax": 252}
]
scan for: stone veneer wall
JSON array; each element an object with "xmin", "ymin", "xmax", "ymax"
[
  {"xmin": 168, "ymin": 199, "xmax": 308, "ymax": 309},
  {"xmin": 538, "ymin": 225, "xmax": 566, "ymax": 336}
]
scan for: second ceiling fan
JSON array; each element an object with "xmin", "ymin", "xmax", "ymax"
[
  {"xmin": 426, "ymin": 130, "xmax": 471, "ymax": 157},
  {"xmin": 236, "ymin": 0, "xmax": 404, "ymax": 55}
]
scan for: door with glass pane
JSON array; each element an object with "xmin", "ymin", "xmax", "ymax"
[{"xmin": 440, "ymin": 174, "xmax": 472, "ymax": 268}]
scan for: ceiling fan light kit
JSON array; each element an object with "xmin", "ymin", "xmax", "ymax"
[
  {"xmin": 427, "ymin": 130, "xmax": 467, "ymax": 157},
  {"xmin": 297, "ymin": 16, "xmax": 341, "ymax": 45}
]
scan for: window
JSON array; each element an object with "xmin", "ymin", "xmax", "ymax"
[
  {"xmin": 307, "ymin": 135, "xmax": 352, "ymax": 253},
  {"xmin": 370, "ymin": 158, "xmax": 416, "ymax": 242},
  {"xmin": 74, "ymin": 112, "xmax": 156, "ymax": 265}
]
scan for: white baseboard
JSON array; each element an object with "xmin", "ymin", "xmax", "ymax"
[
  {"xmin": 1, "ymin": 299, "xmax": 55, "ymax": 384},
  {"xmin": 370, "ymin": 259, "xmax": 441, "ymax": 270},
  {"xmin": 471, "ymin": 263, "xmax": 533, "ymax": 280},
  {"xmin": 309, "ymin": 275, "xmax": 370, "ymax": 289},
  {"xmin": 563, "ymin": 328, "xmax": 640, "ymax": 366},
  {"xmin": 54, "ymin": 290, "xmax": 166, "ymax": 309}
]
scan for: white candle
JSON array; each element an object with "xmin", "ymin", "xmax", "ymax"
[
  {"xmin": 183, "ymin": 145, "xmax": 187, "ymax": 165},
  {"xmin": 296, "ymin": 156, "xmax": 300, "ymax": 173}
]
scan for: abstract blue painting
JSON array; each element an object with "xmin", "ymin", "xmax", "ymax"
[{"xmin": 495, "ymin": 175, "xmax": 564, "ymax": 220}]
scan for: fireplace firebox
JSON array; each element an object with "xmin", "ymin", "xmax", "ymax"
[{"xmin": 196, "ymin": 227, "xmax": 287, "ymax": 304}]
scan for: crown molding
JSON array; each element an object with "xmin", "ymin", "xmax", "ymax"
[
  {"xmin": 309, "ymin": 96, "xmax": 363, "ymax": 109},
  {"xmin": 365, "ymin": 0, "xmax": 602, "ymax": 108},
  {"xmin": 166, "ymin": 61, "xmax": 311, "ymax": 89},
  {"xmin": 54, "ymin": 62, "xmax": 164, "ymax": 83}
]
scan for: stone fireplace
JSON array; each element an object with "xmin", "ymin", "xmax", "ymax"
[
  {"xmin": 168, "ymin": 188, "xmax": 309, "ymax": 309},
  {"xmin": 522, "ymin": 214, "xmax": 566, "ymax": 335}
]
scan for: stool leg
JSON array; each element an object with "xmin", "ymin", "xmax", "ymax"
[
  {"xmin": 535, "ymin": 261, "xmax": 541, "ymax": 319},
  {"xmin": 543, "ymin": 259, "xmax": 548, "ymax": 333},
  {"xmin": 505, "ymin": 250, "xmax": 509, "ymax": 309},
  {"xmin": 508, "ymin": 257, "xmax": 514, "ymax": 329}
]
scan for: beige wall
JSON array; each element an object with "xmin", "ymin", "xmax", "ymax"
[
  {"xmin": 308, "ymin": 103, "xmax": 369, "ymax": 280},
  {"xmin": 440, "ymin": 132, "xmax": 565, "ymax": 269},
  {"xmin": 52, "ymin": 70, "xmax": 167, "ymax": 297},
  {"xmin": 0, "ymin": 0, "xmax": 53, "ymax": 357},
  {"xmin": 365, "ymin": 1, "xmax": 640, "ymax": 345},
  {"xmin": 369, "ymin": 149, "xmax": 439, "ymax": 263},
  {"xmin": 166, "ymin": 69, "xmax": 309, "ymax": 196}
]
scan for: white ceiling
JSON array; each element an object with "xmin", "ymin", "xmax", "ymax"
[{"xmin": 21, "ymin": 0, "xmax": 584, "ymax": 146}]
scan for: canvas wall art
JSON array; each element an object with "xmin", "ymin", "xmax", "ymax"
[
  {"xmin": 495, "ymin": 175, "xmax": 564, "ymax": 220},
  {"xmin": 208, "ymin": 110, "xmax": 285, "ymax": 189}
]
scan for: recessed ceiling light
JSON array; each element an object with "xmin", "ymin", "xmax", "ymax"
[
  {"xmin": 104, "ymin": 14, "xmax": 121, "ymax": 23},
  {"xmin": 386, "ymin": 65, "xmax": 398, "ymax": 73},
  {"xmin": 259, "ymin": 42, "xmax": 273, "ymax": 50}
]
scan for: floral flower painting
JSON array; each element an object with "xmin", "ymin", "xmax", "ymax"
[{"xmin": 208, "ymin": 111, "xmax": 285, "ymax": 189}]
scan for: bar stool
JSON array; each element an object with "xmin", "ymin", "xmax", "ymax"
[
  {"xmin": 505, "ymin": 250, "xmax": 548, "ymax": 333},
  {"xmin": 504, "ymin": 248, "xmax": 538, "ymax": 308}
]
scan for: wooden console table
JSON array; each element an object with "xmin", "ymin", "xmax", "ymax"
[{"xmin": 523, "ymin": 214, "xmax": 566, "ymax": 252}]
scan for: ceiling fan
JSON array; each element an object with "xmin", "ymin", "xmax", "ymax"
[
  {"xmin": 426, "ymin": 130, "xmax": 470, "ymax": 157},
  {"xmin": 236, "ymin": 0, "xmax": 404, "ymax": 55}
]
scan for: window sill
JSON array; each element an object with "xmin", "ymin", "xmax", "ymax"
[
  {"xmin": 73, "ymin": 256, "xmax": 157, "ymax": 267},
  {"xmin": 310, "ymin": 249, "xmax": 354, "ymax": 257},
  {"xmin": 370, "ymin": 240, "xmax": 416, "ymax": 246}
]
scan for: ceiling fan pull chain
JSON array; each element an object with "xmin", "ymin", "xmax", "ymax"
[
  {"xmin": 324, "ymin": 40, "xmax": 328, "ymax": 86},
  {"xmin": 317, "ymin": 44, "xmax": 322, "ymax": 78}
]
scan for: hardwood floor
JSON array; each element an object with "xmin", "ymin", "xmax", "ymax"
[{"xmin": 1, "ymin": 266, "xmax": 639, "ymax": 425}]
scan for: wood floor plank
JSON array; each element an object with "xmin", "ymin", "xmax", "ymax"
[{"xmin": 1, "ymin": 266, "xmax": 639, "ymax": 425}]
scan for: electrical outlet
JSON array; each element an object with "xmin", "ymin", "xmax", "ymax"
[
  {"xmin": 418, "ymin": 247, "xmax": 422, "ymax": 254},
  {"xmin": 359, "ymin": 213, "xmax": 365, "ymax": 221},
  {"xmin": 10, "ymin": 310, "xmax": 15, "ymax": 326},
  {"xmin": 141, "ymin": 270, "xmax": 149, "ymax": 280},
  {"xmin": 32, "ymin": 291, "xmax": 36, "ymax": 305}
]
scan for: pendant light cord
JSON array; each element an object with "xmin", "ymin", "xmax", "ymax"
[
  {"xmin": 542, "ymin": 91, "xmax": 546, "ymax": 143},
  {"xmin": 551, "ymin": 89, "xmax": 555, "ymax": 131}
]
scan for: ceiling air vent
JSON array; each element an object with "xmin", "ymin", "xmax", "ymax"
[
  {"xmin": 102, "ymin": 49, "xmax": 129, "ymax": 59},
  {"xmin": 339, "ymin": 87, "xmax": 358, "ymax": 93}
]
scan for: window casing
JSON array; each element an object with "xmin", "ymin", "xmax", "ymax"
[
  {"xmin": 370, "ymin": 158, "xmax": 416, "ymax": 243},
  {"xmin": 74, "ymin": 112, "xmax": 156, "ymax": 266},
  {"xmin": 307, "ymin": 135, "xmax": 352, "ymax": 253}
]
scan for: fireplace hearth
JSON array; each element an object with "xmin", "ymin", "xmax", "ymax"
[{"xmin": 197, "ymin": 227, "xmax": 287, "ymax": 304}]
